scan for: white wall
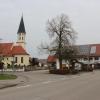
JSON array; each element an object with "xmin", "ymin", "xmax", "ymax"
[
  {"xmin": 17, "ymin": 33, "xmax": 26, "ymax": 49},
  {"xmin": 56, "ymin": 59, "xmax": 60, "ymax": 69},
  {"xmin": 56, "ymin": 59, "xmax": 67, "ymax": 69},
  {"xmin": 2, "ymin": 57, "xmax": 13, "ymax": 68},
  {"xmin": 14, "ymin": 55, "xmax": 30, "ymax": 66},
  {"xmin": 2, "ymin": 55, "xmax": 30, "ymax": 68}
]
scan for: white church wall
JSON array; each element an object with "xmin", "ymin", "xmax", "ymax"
[{"xmin": 14, "ymin": 55, "xmax": 30, "ymax": 66}]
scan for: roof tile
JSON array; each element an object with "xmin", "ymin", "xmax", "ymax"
[{"xmin": 0, "ymin": 43, "xmax": 29, "ymax": 56}]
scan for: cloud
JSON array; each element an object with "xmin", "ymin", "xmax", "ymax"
[{"xmin": 0, "ymin": 0, "xmax": 100, "ymax": 58}]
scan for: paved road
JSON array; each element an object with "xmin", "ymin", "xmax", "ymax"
[{"xmin": 0, "ymin": 70, "xmax": 100, "ymax": 100}]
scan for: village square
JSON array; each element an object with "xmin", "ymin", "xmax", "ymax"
[{"xmin": 0, "ymin": 0, "xmax": 100, "ymax": 100}]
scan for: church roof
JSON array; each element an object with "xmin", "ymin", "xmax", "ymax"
[
  {"xmin": 11, "ymin": 46, "xmax": 29, "ymax": 55},
  {"xmin": 17, "ymin": 16, "xmax": 26, "ymax": 34},
  {"xmin": 0, "ymin": 43, "xmax": 13, "ymax": 56},
  {"xmin": 0, "ymin": 43, "xmax": 29, "ymax": 56}
]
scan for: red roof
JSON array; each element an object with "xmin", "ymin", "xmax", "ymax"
[
  {"xmin": 47, "ymin": 55, "xmax": 56, "ymax": 63},
  {"xmin": 48, "ymin": 44, "xmax": 100, "ymax": 63},
  {"xmin": 0, "ymin": 43, "xmax": 29, "ymax": 56},
  {"xmin": 0, "ymin": 43, "xmax": 13, "ymax": 56},
  {"xmin": 11, "ymin": 46, "xmax": 29, "ymax": 55}
]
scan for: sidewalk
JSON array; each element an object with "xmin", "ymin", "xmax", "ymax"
[{"xmin": 0, "ymin": 74, "xmax": 26, "ymax": 89}]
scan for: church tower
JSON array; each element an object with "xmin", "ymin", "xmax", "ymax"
[{"xmin": 17, "ymin": 16, "xmax": 26, "ymax": 49}]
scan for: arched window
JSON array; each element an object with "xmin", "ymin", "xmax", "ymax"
[
  {"xmin": 21, "ymin": 57, "xmax": 23, "ymax": 63},
  {"xmin": 19, "ymin": 36, "xmax": 21, "ymax": 40},
  {"xmin": 22, "ymin": 37, "xmax": 23, "ymax": 40}
]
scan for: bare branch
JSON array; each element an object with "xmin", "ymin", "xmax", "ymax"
[{"xmin": 39, "ymin": 14, "xmax": 78, "ymax": 69}]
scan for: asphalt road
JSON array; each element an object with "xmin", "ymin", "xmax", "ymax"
[{"xmin": 0, "ymin": 70, "xmax": 100, "ymax": 100}]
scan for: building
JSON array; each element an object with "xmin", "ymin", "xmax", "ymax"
[
  {"xmin": 0, "ymin": 16, "xmax": 30, "ymax": 68},
  {"xmin": 38, "ymin": 59, "xmax": 48, "ymax": 67},
  {"xmin": 77, "ymin": 44, "xmax": 100, "ymax": 64},
  {"xmin": 47, "ymin": 44, "xmax": 100, "ymax": 69}
]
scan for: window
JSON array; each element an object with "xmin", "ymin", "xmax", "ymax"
[
  {"xmin": 7, "ymin": 58, "xmax": 8, "ymax": 60},
  {"xmin": 19, "ymin": 36, "xmax": 21, "ymax": 40},
  {"xmin": 84, "ymin": 58, "xmax": 88, "ymax": 61},
  {"xmin": 21, "ymin": 57, "xmax": 23, "ymax": 63},
  {"xmin": 90, "ymin": 46, "xmax": 96, "ymax": 54},
  {"xmin": 89, "ymin": 57, "xmax": 93, "ymax": 60},
  {"xmin": 22, "ymin": 37, "xmax": 23, "ymax": 40},
  {"xmin": 15, "ymin": 57, "xmax": 17, "ymax": 63},
  {"xmin": 95, "ymin": 57, "xmax": 99, "ymax": 60}
]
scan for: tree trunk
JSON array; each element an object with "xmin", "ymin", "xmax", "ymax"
[
  {"xmin": 58, "ymin": 31, "xmax": 63, "ymax": 70},
  {"xmin": 59, "ymin": 57, "xmax": 62, "ymax": 70}
]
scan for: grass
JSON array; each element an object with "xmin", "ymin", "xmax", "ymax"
[{"xmin": 0, "ymin": 74, "xmax": 17, "ymax": 80}]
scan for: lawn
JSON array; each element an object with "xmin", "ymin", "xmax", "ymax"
[{"xmin": 0, "ymin": 74, "xmax": 17, "ymax": 80}]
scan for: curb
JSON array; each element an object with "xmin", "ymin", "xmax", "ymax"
[{"xmin": 0, "ymin": 84, "xmax": 18, "ymax": 89}]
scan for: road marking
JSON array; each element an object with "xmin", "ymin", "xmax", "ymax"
[
  {"xmin": 42, "ymin": 79, "xmax": 60, "ymax": 84},
  {"xmin": 42, "ymin": 81, "xmax": 53, "ymax": 84},
  {"xmin": 17, "ymin": 84, "xmax": 31, "ymax": 89},
  {"xmin": 60, "ymin": 77, "xmax": 67, "ymax": 80},
  {"xmin": 42, "ymin": 78, "xmax": 66, "ymax": 85}
]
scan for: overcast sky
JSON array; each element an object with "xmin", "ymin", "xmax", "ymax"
[{"xmin": 0, "ymin": 0, "xmax": 100, "ymax": 58}]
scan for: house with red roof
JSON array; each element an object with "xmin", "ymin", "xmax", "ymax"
[
  {"xmin": 76, "ymin": 44, "xmax": 100, "ymax": 64},
  {"xmin": 47, "ymin": 44, "xmax": 100, "ymax": 69},
  {"xmin": 0, "ymin": 16, "xmax": 30, "ymax": 68}
]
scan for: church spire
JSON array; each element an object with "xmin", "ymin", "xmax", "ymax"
[
  {"xmin": 17, "ymin": 16, "xmax": 26, "ymax": 34},
  {"xmin": 17, "ymin": 15, "xmax": 26, "ymax": 49}
]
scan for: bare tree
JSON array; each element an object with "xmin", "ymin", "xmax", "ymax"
[{"xmin": 46, "ymin": 14, "xmax": 77, "ymax": 70}]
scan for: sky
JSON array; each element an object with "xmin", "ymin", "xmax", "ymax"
[{"xmin": 0, "ymin": 0, "xmax": 100, "ymax": 58}]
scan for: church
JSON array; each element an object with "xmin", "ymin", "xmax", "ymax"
[{"xmin": 0, "ymin": 16, "xmax": 30, "ymax": 68}]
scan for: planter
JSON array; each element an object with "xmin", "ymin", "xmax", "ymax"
[{"xmin": 49, "ymin": 69, "xmax": 69, "ymax": 75}]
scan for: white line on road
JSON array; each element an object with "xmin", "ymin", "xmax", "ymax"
[
  {"xmin": 17, "ymin": 84, "xmax": 31, "ymax": 89},
  {"xmin": 42, "ymin": 81, "xmax": 53, "ymax": 84},
  {"xmin": 41, "ymin": 79, "xmax": 61, "ymax": 84},
  {"xmin": 41, "ymin": 77, "xmax": 75, "ymax": 85},
  {"xmin": 60, "ymin": 77, "xmax": 67, "ymax": 80}
]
